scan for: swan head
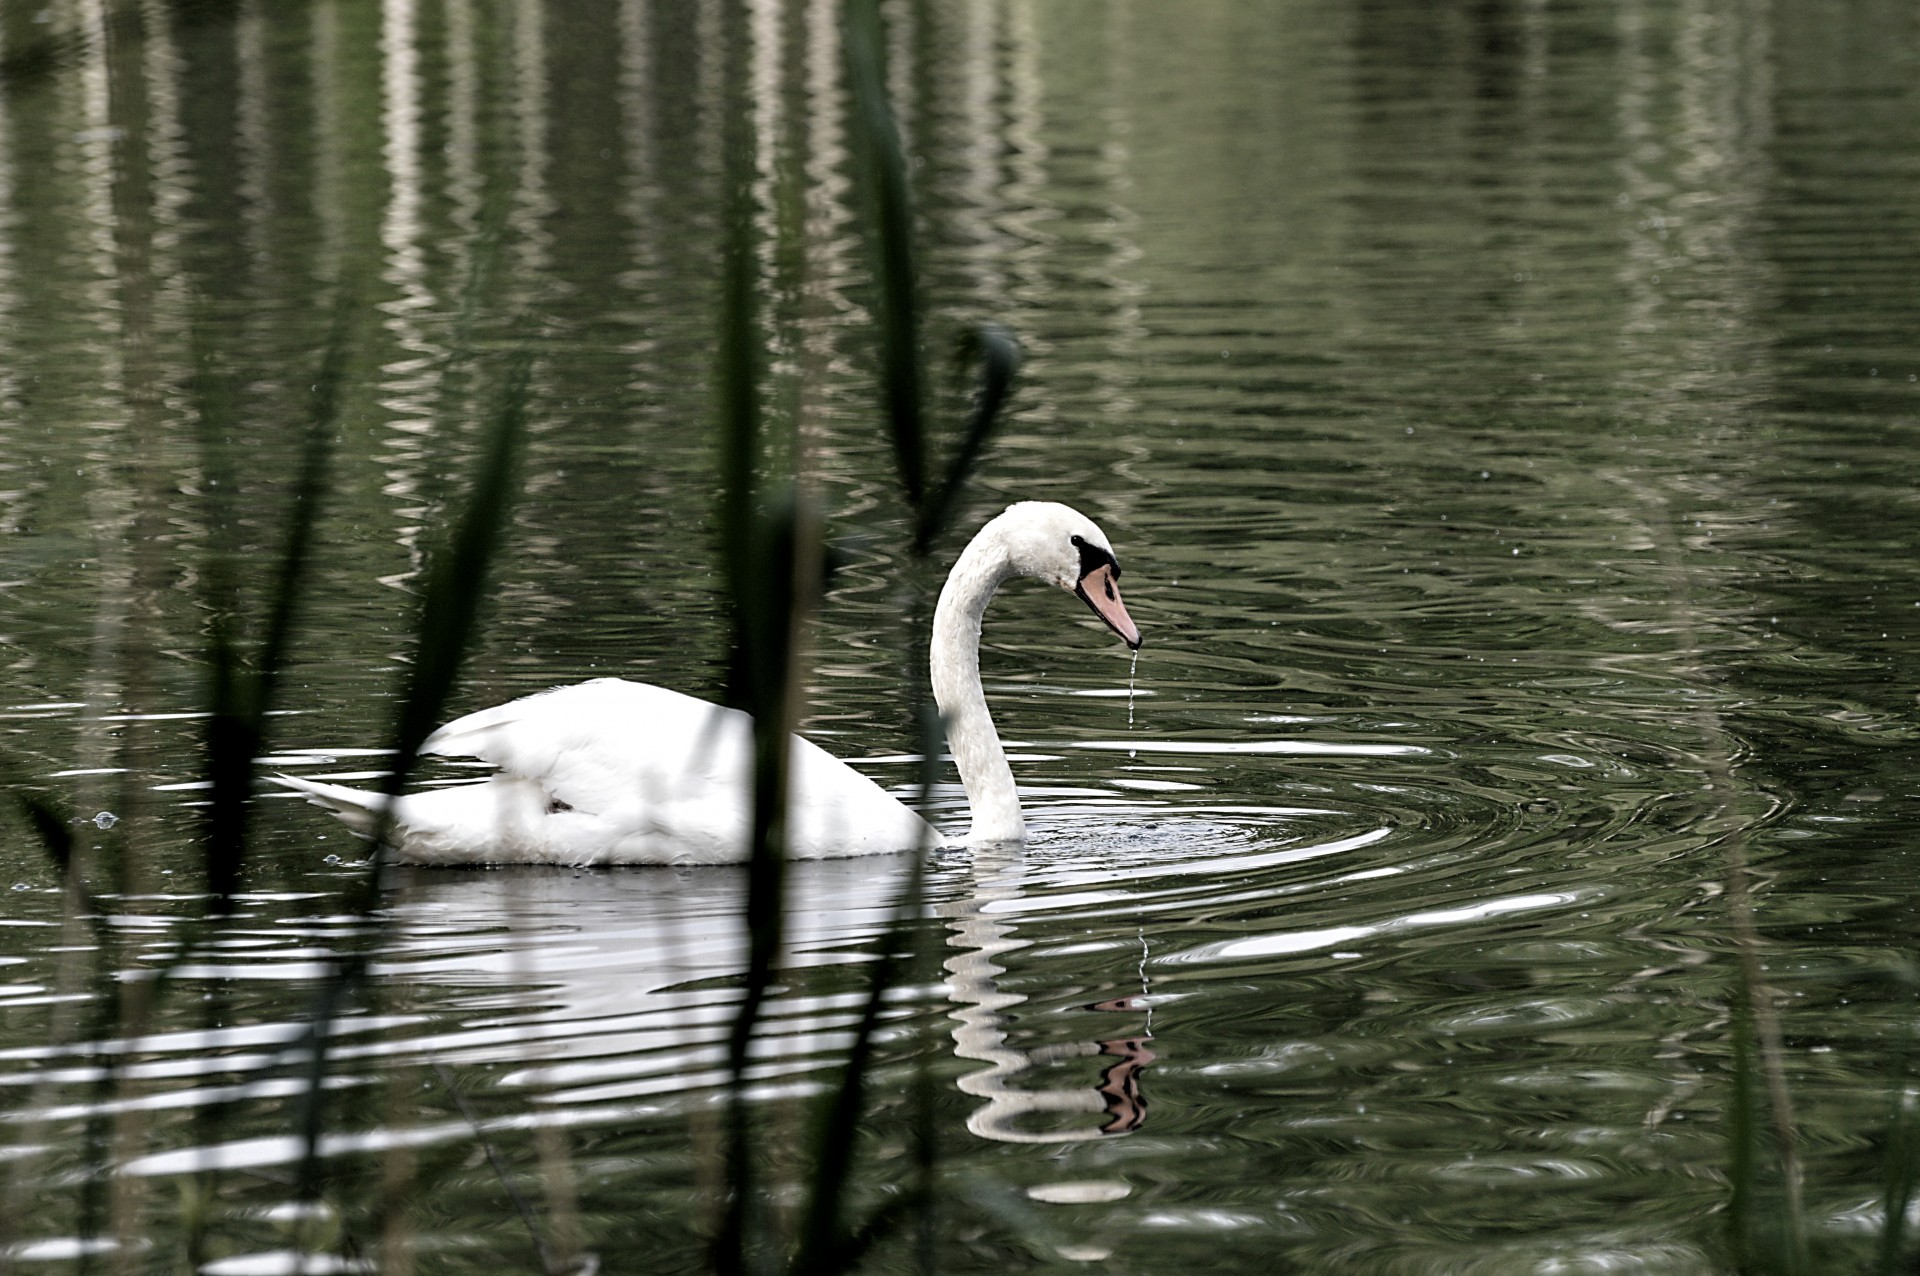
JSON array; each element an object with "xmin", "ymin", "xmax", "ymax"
[{"xmin": 988, "ymin": 501, "xmax": 1143, "ymax": 649}]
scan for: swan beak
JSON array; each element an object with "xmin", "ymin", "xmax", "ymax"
[{"xmin": 1074, "ymin": 562, "xmax": 1142, "ymax": 649}]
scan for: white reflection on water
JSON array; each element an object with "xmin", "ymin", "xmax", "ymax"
[
  {"xmin": 199, "ymin": 1251, "xmax": 365, "ymax": 1276},
  {"xmin": 1071, "ymin": 739, "xmax": 1429, "ymax": 757},
  {"xmin": 944, "ymin": 844, "xmax": 1154, "ymax": 1144},
  {"xmin": 39, "ymin": 830, "xmax": 1214, "ymax": 1173},
  {"xmin": 60, "ymin": 849, "xmax": 1131, "ymax": 1172},
  {"xmin": 1167, "ymin": 890, "xmax": 1588, "ymax": 964},
  {"xmin": 0, "ymin": 1237, "xmax": 126, "ymax": 1263},
  {"xmin": 5, "ymin": 792, "xmax": 1475, "ymax": 1176},
  {"xmin": 374, "ymin": 848, "xmax": 1166, "ymax": 1148}
]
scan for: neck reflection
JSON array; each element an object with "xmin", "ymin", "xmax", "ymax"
[{"xmin": 943, "ymin": 845, "xmax": 1154, "ymax": 1143}]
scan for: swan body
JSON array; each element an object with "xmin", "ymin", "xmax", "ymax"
[
  {"xmin": 275, "ymin": 680, "xmax": 931, "ymax": 865},
  {"xmin": 276, "ymin": 501, "xmax": 1141, "ymax": 866}
]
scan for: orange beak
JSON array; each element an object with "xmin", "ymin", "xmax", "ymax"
[{"xmin": 1074, "ymin": 562, "xmax": 1142, "ymax": 649}]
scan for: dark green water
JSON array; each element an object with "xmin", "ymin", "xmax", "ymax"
[{"xmin": 2, "ymin": 0, "xmax": 1919, "ymax": 1271}]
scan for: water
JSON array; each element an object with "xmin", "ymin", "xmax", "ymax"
[{"xmin": 3, "ymin": 0, "xmax": 1920, "ymax": 1271}]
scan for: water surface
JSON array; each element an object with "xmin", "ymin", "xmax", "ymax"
[{"xmin": 2, "ymin": 0, "xmax": 1919, "ymax": 1272}]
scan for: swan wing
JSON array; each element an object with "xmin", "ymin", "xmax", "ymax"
[
  {"xmin": 787, "ymin": 734, "xmax": 937, "ymax": 857},
  {"xmin": 422, "ymin": 678, "xmax": 749, "ymax": 817},
  {"xmin": 412, "ymin": 677, "xmax": 931, "ymax": 859}
]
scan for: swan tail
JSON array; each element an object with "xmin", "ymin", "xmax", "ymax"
[
  {"xmin": 273, "ymin": 773, "xmax": 562, "ymax": 864},
  {"xmin": 268, "ymin": 774, "xmax": 389, "ymax": 836}
]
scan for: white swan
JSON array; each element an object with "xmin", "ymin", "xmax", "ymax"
[{"xmin": 275, "ymin": 501, "xmax": 1142, "ymax": 866}]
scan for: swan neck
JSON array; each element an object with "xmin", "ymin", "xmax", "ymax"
[{"xmin": 931, "ymin": 537, "xmax": 1023, "ymax": 844}]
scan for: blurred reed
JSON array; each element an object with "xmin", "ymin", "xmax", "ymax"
[
  {"xmin": 196, "ymin": 304, "xmax": 348, "ymax": 908},
  {"xmin": 1596, "ymin": 473, "xmax": 1816, "ymax": 1273},
  {"xmin": 378, "ymin": 350, "xmax": 531, "ymax": 823},
  {"xmin": 711, "ymin": 1, "xmax": 794, "ymax": 1263},
  {"xmin": 0, "ymin": 313, "xmax": 361, "ymax": 1263},
  {"xmin": 2, "ymin": 0, "xmax": 1916, "ymax": 1269},
  {"xmin": 788, "ymin": 3, "xmax": 1020, "ymax": 1273},
  {"xmin": 705, "ymin": 1, "xmax": 1025, "ymax": 1272},
  {"xmin": 0, "ymin": 767, "xmax": 88, "ymax": 1259},
  {"xmin": 1727, "ymin": 988, "xmax": 1767, "ymax": 1273},
  {"xmin": 1879, "ymin": 1088, "xmax": 1920, "ymax": 1276},
  {"xmin": 291, "ymin": 345, "xmax": 532, "ymax": 1225}
]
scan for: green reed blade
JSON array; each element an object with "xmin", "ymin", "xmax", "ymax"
[
  {"xmin": 254, "ymin": 311, "xmax": 347, "ymax": 724},
  {"xmin": 1728, "ymin": 988, "xmax": 1760, "ymax": 1270},
  {"xmin": 189, "ymin": 339, "xmax": 244, "ymax": 901},
  {"xmin": 1727, "ymin": 973, "xmax": 1816, "ymax": 1275},
  {"xmin": 386, "ymin": 350, "xmax": 530, "ymax": 779},
  {"xmin": 789, "ymin": 845, "xmax": 931, "ymax": 1276},
  {"xmin": 788, "ymin": 9, "xmax": 1027, "ymax": 1274},
  {"xmin": 200, "ymin": 310, "xmax": 346, "ymax": 904},
  {"xmin": 1878, "ymin": 1090, "xmax": 1919, "ymax": 1274},
  {"xmin": 712, "ymin": 7, "xmax": 790, "ymax": 1270},
  {"xmin": 10, "ymin": 785, "xmax": 74, "ymax": 877},
  {"xmin": 717, "ymin": 178, "xmax": 767, "ymax": 711},
  {"xmin": 293, "ymin": 345, "xmax": 529, "ymax": 1212},
  {"xmin": 915, "ymin": 323, "xmax": 1021, "ymax": 554},
  {"xmin": 434, "ymin": 1063, "xmax": 564, "ymax": 1276},
  {"xmin": 843, "ymin": 0, "xmax": 925, "ymax": 510},
  {"xmin": 821, "ymin": 1194, "xmax": 918, "ymax": 1276}
]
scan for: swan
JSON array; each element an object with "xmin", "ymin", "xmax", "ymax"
[{"xmin": 273, "ymin": 501, "xmax": 1143, "ymax": 866}]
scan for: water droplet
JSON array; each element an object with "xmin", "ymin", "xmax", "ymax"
[
  {"xmin": 92, "ymin": 811, "xmax": 118, "ymax": 829},
  {"xmin": 1127, "ymin": 648, "xmax": 1139, "ymax": 728}
]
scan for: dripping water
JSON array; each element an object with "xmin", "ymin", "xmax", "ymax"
[
  {"xmin": 1127, "ymin": 647, "xmax": 1140, "ymax": 759},
  {"xmin": 1127, "ymin": 647, "xmax": 1138, "ymax": 726}
]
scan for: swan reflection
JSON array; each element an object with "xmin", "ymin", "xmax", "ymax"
[
  {"xmin": 381, "ymin": 849, "xmax": 1151, "ymax": 1142},
  {"xmin": 943, "ymin": 845, "xmax": 1153, "ymax": 1143}
]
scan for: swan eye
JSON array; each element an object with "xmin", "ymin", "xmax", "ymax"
[{"xmin": 1071, "ymin": 534, "xmax": 1120, "ymax": 583}]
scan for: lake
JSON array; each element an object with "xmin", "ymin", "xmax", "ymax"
[{"xmin": 2, "ymin": 0, "xmax": 1918, "ymax": 1272}]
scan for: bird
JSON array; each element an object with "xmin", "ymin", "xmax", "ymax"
[{"xmin": 273, "ymin": 501, "xmax": 1142, "ymax": 866}]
